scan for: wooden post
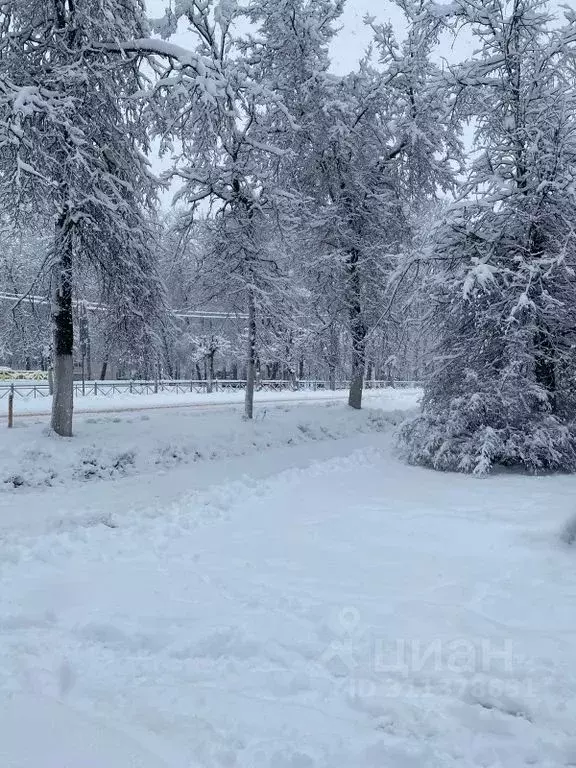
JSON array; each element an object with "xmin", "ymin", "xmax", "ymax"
[{"xmin": 8, "ymin": 384, "xmax": 14, "ymax": 428}]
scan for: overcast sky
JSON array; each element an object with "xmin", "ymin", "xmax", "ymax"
[
  {"xmin": 144, "ymin": 1, "xmax": 408, "ymax": 202},
  {"xmin": 143, "ymin": 0, "xmax": 562, "ymax": 204},
  {"xmin": 144, "ymin": 1, "xmax": 566, "ymax": 82},
  {"xmin": 144, "ymin": 0, "xmax": 408, "ymax": 75}
]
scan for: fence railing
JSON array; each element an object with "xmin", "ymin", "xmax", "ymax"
[{"xmin": 0, "ymin": 378, "xmax": 423, "ymax": 400}]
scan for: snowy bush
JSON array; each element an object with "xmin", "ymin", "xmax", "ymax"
[{"xmin": 401, "ymin": 409, "xmax": 576, "ymax": 475}]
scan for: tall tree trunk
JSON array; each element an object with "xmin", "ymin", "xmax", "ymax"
[
  {"xmin": 207, "ymin": 351, "xmax": 215, "ymax": 394},
  {"xmin": 79, "ymin": 303, "xmax": 92, "ymax": 381},
  {"xmin": 100, "ymin": 356, "xmax": 108, "ymax": 381},
  {"xmin": 85, "ymin": 326, "xmax": 92, "ymax": 381},
  {"xmin": 534, "ymin": 328, "xmax": 556, "ymax": 410},
  {"xmin": 245, "ymin": 289, "xmax": 256, "ymax": 420},
  {"xmin": 162, "ymin": 331, "xmax": 174, "ymax": 379},
  {"xmin": 347, "ymin": 250, "xmax": 366, "ymax": 410},
  {"xmin": 51, "ymin": 215, "xmax": 74, "ymax": 436},
  {"xmin": 328, "ymin": 323, "xmax": 338, "ymax": 391},
  {"xmin": 366, "ymin": 361, "xmax": 374, "ymax": 388},
  {"xmin": 349, "ymin": 326, "xmax": 366, "ymax": 408}
]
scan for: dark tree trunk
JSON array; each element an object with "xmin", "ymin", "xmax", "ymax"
[
  {"xmin": 286, "ymin": 358, "xmax": 297, "ymax": 390},
  {"xmin": 245, "ymin": 289, "xmax": 256, "ymax": 419},
  {"xmin": 328, "ymin": 323, "xmax": 338, "ymax": 391},
  {"xmin": 534, "ymin": 328, "xmax": 556, "ymax": 410},
  {"xmin": 51, "ymin": 213, "xmax": 74, "ymax": 436},
  {"xmin": 79, "ymin": 304, "xmax": 92, "ymax": 381},
  {"xmin": 347, "ymin": 249, "xmax": 366, "ymax": 410},
  {"xmin": 100, "ymin": 357, "xmax": 108, "ymax": 381},
  {"xmin": 162, "ymin": 332, "xmax": 174, "ymax": 379},
  {"xmin": 85, "ymin": 330, "xmax": 92, "ymax": 381},
  {"xmin": 207, "ymin": 351, "xmax": 215, "ymax": 394}
]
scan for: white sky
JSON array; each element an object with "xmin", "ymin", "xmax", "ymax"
[
  {"xmin": 144, "ymin": 0, "xmax": 405, "ymax": 75},
  {"xmin": 144, "ymin": 0, "xmax": 420, "ymax": 205},
  {"xmin": 144, "ymin": 0, "xmax": 467, "ymax": 205},
  {"xmin": 143, "ymin": 0, "xmax": 565, "ymax": 88}
]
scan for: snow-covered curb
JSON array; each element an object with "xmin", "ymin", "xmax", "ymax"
[{"xmin": 1, "ymin": 401, "xmax": 417, "ymax": 491}]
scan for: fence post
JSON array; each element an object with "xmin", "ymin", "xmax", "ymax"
[
  {"xmin": 94, "ymin": 381, "xmax": 98, "ymax": 396},
  {"xmin": 7, "ymin": 383, "xmax": 14, "ymax": 428}
]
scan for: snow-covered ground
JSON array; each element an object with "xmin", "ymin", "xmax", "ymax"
[
  {"xmin": 0, "ymin": 390, "xmax": 418, "ymax": 491},
  {"xmin": 1, "ymin": 394, "xmax": 576, "ymax": 767}
]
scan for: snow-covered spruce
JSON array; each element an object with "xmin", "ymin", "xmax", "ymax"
[{"xmin": 400, "ymin": 0, "xmax": 576, "ymax": 474}]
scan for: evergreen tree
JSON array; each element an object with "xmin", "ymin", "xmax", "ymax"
[{"xmin": 401, "ymin": 0, "xmax": 576, "ymax": 473}]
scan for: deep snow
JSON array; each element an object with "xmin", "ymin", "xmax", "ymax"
[
  {"xmin": 0, "ymin": 391, "xmax": 418, "ymax": 491},
  {"xmin": 0, "ymin": 396, "xmax": 575, "ymax": 767}
]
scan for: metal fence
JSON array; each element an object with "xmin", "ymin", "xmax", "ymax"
[{"xmin": 0, "ymin": 378, "xmax": 423, "ymax": 400}]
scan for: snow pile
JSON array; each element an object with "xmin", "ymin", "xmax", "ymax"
[
  {"xmin": 0, "ymin": 440, "xmax": 575, "ymax": 767},
  {"xmin": 0, "ymin": 398, "xmax": 417, "ymax": 490}
]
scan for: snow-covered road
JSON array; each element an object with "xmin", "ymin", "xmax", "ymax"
[
  {"xmin": 1, "ymin": 386, "xmax": 405, "ymax": 419},
  {"xmin": 1, "ymin": 427, "xmax": 576, "ymax": 767}
]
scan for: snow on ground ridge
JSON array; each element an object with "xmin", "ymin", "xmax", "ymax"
[{"xmin": 1, "ymin": 396, "xmax": 417, "ymax": 490}]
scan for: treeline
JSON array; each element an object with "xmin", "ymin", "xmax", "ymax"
[{"xmin": 2, "ymin": 0, "xmax": 576, "ymax": 475}]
